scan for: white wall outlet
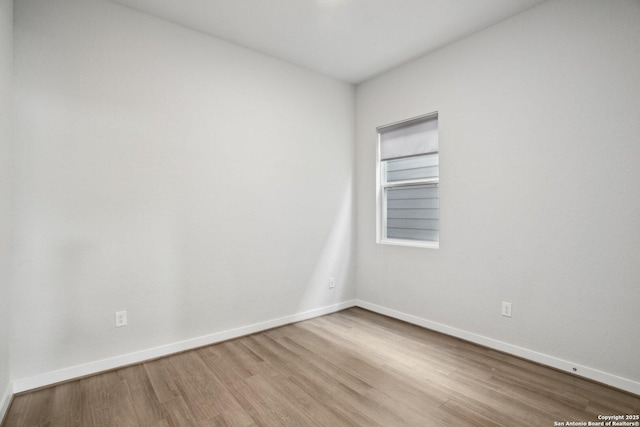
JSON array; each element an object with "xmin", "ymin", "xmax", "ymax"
[
  {"xmin": 329, "ymin": 277, "xmax": 336, "ymax": 288},
  {"xmin": 501, "ymin": 302, "xmax": 512, "ymax": 317},
  {"xmin": 115, "ymin": 310, "xmax": 127, "ymax": 327}
]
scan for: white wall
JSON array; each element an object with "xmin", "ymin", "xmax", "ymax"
[
  {"xmin": 0, "ymin": 0, "xmax": 12, "ymax": 406},
  {"xmin": 12, "ymin": 0, "xmax": 354, "ymax": 381},
  {"xmin": 356, "ymin": 0, "xmax": 640, "ymax": 385}
]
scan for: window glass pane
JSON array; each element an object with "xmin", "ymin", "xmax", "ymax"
[
  {"xmin": 385, "ymin": 153, "xmax": 438, "ymax": 183},
  {"xmin": 386, "ymin": 184, "xmax": 439, "ymax": 242}
]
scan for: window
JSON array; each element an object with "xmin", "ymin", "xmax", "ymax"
[{"xmin": 377, "ymin": 113, "xmax": 439, "ymax": 248}]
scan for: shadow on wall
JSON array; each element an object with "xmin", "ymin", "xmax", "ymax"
[{"xmin": 298, "ymin": 182, "xmax": 354, "ymax": 312}]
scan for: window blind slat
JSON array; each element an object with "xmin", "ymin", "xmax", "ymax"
[
  {"xmin": 388, "ymin": 209, "xmax": 439, "ymax": 220},
  {"xmin": 388, "ymin": 198, "xmax": 439, "ymax": 209},
  {"xmin": 387, "ymin": 228, "xmax": 439, "ymax": 242},
  {"xmin": 386, "ymin": 153, "xmax": 438, "ymax": 171},
  {"xmin": 387, "ymin": 186, "xmax": 438, "ymax": 200},
  {"xmin": 387, "ymin": 219, "xmax": 439, "ymax": 230},
  {"xmin": 387, "ymin": 166, "xmax": 439, "ymax": 182}
]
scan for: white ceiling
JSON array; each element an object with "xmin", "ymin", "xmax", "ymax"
[{"xmin": 110, "ymin": 0, "xmax": 547, "ymax": 84}]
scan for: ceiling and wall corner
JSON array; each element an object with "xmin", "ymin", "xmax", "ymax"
[{"xmin": 108, "ymin": 0, "xmax": 547, "ymax": 84}]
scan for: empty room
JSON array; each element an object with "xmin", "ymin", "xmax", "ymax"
[{"xmin": 1, "ymin": 0, "xmax": 639, "ymax": 425}]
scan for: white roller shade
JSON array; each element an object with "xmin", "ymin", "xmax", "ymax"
[{"xmin": 379, "ymin": 116, "xmax": 438, "ymax": 160}]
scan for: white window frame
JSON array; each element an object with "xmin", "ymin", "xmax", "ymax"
[{"xmin": 376, "ymin": 112, "xmax": 439, "ymax": 249}]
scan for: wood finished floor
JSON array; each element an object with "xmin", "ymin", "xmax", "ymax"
[{"xmin": 3, "ymin": 308, "xmax": 639, "ymax": 426}]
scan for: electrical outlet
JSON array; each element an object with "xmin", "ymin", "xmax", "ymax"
[
  {"xmin": 501, "ymin": 302, "xmax": 512, "ymax": 317},
  {"xmin": 329, "ymin": 277, "xmax": 336, "ymax": 289},
  {"xmin": 115, "ymin": 310, "xmax": 127, "ymax": 327}
]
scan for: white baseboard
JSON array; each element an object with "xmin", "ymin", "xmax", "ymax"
[
  {"xmin": 12, "ymin": 300, "xmax": 357, "ymax": 394},
  {"xmin": 0, "ymin": 381, "xmax": 12, "ymax": 425},
  {"xmin": 355, "ymin": 299, "xmax": 640, "ymax": 396},
  {"xmin": 10, "ymin": 298, "xmax": 639, "ymax": 397}
]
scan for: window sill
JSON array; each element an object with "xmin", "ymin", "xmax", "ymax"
[{"xmin": 378, "ymin": 238, "xmax": 439, "ymax": 249}]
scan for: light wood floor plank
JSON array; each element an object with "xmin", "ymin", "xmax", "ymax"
[
  {"xmin": 162, "ymin": 396, "xmax": 198, "ymax": 427},
  {"xmin": 47, "ymin": 380, "xmax": 86, "ymax": 427},
  {"xmin": 118, "ymin": 364, "xmax": 166, "ymax": 426},
  {"xmin": 144, "ymin": 357, "xmax": 182, "ymax": 404}
]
